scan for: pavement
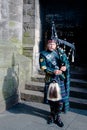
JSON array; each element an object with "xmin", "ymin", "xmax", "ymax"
[{"xmin": 0, "ymin": 101, "xmax": 87, "ymax": 130}]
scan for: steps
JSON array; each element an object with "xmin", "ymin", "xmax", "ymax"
[
  {"xmin": 21, "ymin": 81, "xmax": 44, "ymax": 103},
  {"xmin": 21, "ymin": 89, "xmax": 44, "ymax": 103},
  {"xmin": 70, "ymin": 66, "xmax": 87, "ymax": 81},
  {"xmin": 20, "ymin": 66, "xmax": 87, "ymax": 110}
]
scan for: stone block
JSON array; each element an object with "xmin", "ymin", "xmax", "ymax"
[{"xmin": 0, "ymin": 43, "xmax": 31, "ymax": 112}]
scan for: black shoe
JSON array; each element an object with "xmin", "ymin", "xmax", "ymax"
[
  {"xmin": 47, "ymin": 115, "xmax": 54, "ymax": 124},
  {"xmin": 55, "ymin": 118, "xmax": 64, "ymax": 127}
]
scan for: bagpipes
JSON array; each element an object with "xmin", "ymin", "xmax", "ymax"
[
  {"xmin": 51, "ymin": 20, "xmax": 75, "ymax": 62},
  {"xmin": 47, "ymin": 20, "xmax": 75, "ymax": 102}
]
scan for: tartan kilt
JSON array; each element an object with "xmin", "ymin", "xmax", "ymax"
[
  {"xmin": 60, "ymin": 80, "xmax": 67, "ymax": 100},
  {"xmin": 60, "ymin": 80, "xmax": 70, "ymax": 112},
  {"xmin": 45, "ymin": 76, "xmax": 70, "ymax": 113}
]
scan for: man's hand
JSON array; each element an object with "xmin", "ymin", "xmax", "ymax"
[
  {"xmin": 54, "ymin": 70, "xmax": 62, "ymax": 75},
  {"xmin": 60, "ymin": 66, "xmax": 66, "ymax": 72}
]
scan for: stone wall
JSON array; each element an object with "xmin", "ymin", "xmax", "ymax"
[
  {"xmin": 23, "ymin": 0, "xmax": 35, "ymax": 60},
  {"xmin": 8, "ymin": 0, "xmax": 23, "ymax": 54},
  {"xmin": 0, "ymin": 44, "xmax": 32, "ymax": 113},
  {"xmin": 23, "ymin": 0, "xmax": 41, "ymax": 75},
  {"xmin": 33, "ymin": 0, "xmax": 41, "ymax": 75},
  {"xmin": 0, "ymin": 0, "xmax": 31, "ymax": 113},
  {"xmin": 0, "ymin": 0, "xmax": 23, "ymax": 53}
]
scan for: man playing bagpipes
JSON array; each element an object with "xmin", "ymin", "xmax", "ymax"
[
  {"xmin": 39, "ymin": 39, "xmax": 70, "ymax": 127},
  {"xmin": 39, "ymin": 19, "xmax": 75, "ymax": 127}
]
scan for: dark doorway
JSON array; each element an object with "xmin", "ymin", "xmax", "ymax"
[{"xmin": 39, "ymin": 0, "xmax": 87, "ymax": 67}]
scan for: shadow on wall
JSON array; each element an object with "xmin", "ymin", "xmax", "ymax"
[{"xmin": 2, "ymin": 54, "xmax": 19, "ymax": 110}]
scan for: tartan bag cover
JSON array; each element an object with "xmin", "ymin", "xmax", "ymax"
[{"xmin": 47, "ymin": 81, "xmax": 62, "ymax": 101}]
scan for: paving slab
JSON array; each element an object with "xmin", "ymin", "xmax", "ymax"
[{"xmin": 0, "ymin": 101, "xmax": 87, "ymax": 130}]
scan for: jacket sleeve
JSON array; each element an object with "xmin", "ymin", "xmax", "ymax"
[{"xmin": 39, "ymin": 53, "xmax": 55, "ymax": 74}]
